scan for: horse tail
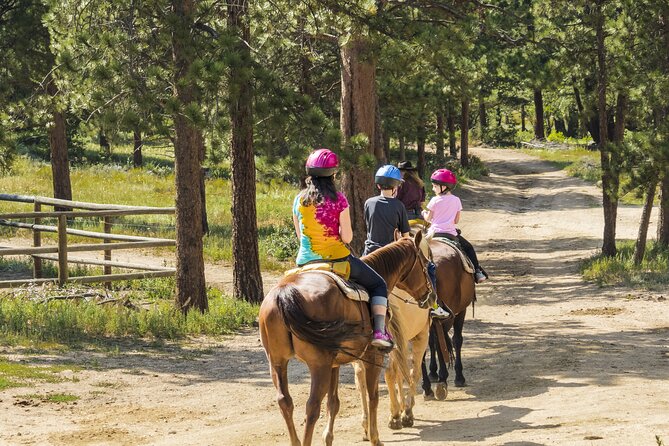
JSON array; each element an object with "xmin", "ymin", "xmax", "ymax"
[
  {"xmin": 275, "ymin": 283, "xmax": 363, "ymax": 352},
  {"xmin": 387, "ymin": 299, "xmax": 412, "ymax": 384}
]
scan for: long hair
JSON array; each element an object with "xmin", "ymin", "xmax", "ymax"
[
  {"xmin": 301, "ymin": 175, "xmax": 338, "ymax": 206},
  {"xmin": 404, "ymin": 170, "xmax": 424, "ymax": 188}
]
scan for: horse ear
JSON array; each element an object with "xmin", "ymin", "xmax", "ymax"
[
  {"xmin": 394, "ymin": 228, "xmax": 401, "ymax": 241},
  {"xmin": 414, "ymin": 230, "xmax": 423, "ymax": 247}
]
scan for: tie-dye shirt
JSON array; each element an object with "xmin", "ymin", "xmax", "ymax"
[{"xmin": 293, "ymin": 191, "xmax": 351, "ymax": 266}]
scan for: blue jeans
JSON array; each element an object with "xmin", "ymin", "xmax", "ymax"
[{"xmin": 348, "ymin": 255, "xmax": 387, "ymax": 298}]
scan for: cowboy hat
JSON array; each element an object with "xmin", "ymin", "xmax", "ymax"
[{"xmin": 397, "ymin": 160, "xmax": 416, "ymax": 170}]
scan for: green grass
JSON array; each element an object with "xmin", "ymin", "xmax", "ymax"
[
  {"xmin": 0, "ymin": 356, "xmax": 80, "ymax": 390},
  {"xmin": 0, "ymin": 283, "xmax": 259, "ymax": 343},
  {"xmin": 582, "ymin": 241, "xmax": 669, "ymax": 290},
  {"xmin": 17, "ymin": 392, "xmax": 80, "ymax": 403}
]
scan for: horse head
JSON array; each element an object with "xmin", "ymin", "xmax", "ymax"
[{"xmin": 393, "ymin": 231, "xmax": 436, "ymax": 309}]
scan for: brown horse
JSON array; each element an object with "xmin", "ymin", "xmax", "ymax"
[
  {"xmin": 258, "ymin": 233, "xmax": 435, "ymax": 446},
  {"xmin": 420, "ymin": 238, "xmax": 476, "ymax": 400}
]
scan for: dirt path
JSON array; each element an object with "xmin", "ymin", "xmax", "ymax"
[{"xmin": 1, "ymin": 147, "xmax": 668, "ymax": 446}]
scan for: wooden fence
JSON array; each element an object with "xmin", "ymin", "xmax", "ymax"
[{"xmin": 0, "ymin": 194, "xmax": 176, "ymax": 289}]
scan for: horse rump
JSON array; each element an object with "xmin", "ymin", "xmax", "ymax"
[{"xmin": 275, "ymin": 283, "xmax": 364, "ymax": 352}]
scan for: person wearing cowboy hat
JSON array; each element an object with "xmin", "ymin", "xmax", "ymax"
[{"xmin": 396, "ymin": 161, "xmax": 426, "ymax": 222}]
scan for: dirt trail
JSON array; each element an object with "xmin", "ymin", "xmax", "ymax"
[{"xmin": 1, "ymin": 147, "xmax": 668, "ymax": 446}]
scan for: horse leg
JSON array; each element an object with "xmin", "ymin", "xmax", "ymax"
[
  {"xmin": 384, "ymin": 359, "xmax": 403, "ymax": 430},
  {"xmin": 302, "ymin": 363, "xmax": 332, "ymax": 446},
  {"xmin": 269, "ymin": 360, "xmax": 301, "ymax": 446},
  {"xmin": 322, "ymin": 367, "xmax": 341, "ymax": 446},
  {"xmin": 364, "ymin": 361, "xmax": 384, "ymax": 446},
  {"xmin": 428, "ymin": 325, "xmax": 439, "ymax": 381},
  {"xmin": 420, "ymin": 352, "xmax": 434, "ymax": 400},
  {"xmin": 353, "ymin": 361, "xmax": 370, "ymax": 440},
  {"xmin": 404, "ymin": 329, "xmax": 429, "ymax": 427},
  {"xmin": 434, "ymin": 321, "xmax": 449, "ymax": 400},
  {"xmin": 453, "ymin": 311, "xmax": 466, "ymax": 387}
]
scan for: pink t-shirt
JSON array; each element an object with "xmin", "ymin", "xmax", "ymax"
[{"xmin": 426, "ymin": 193, "xmax": 462, "ymax": 236}]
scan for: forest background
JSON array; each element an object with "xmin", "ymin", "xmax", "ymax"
[{"xmin": 1, "ymin": 0, "xmax": 668, "ymax": 315}]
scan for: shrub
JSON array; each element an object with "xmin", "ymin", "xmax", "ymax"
[
  {"xmin": 547, "ymin": 131, "xmax": 566, "ymax": 143},
  {"xmin": 581, "ymin": 241, "xmax": 669, "ymax": 290}
]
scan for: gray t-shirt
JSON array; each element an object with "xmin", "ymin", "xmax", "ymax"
[{"xmin": 363, "ymin": 195, "xmax": 410, "ymax": 255}]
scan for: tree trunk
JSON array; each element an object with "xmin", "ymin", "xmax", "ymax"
[
  {"xmin": 658, "ymin": 176, "xmax": 669, "ymax": 247},
  {"xmin": 657, "ymin": 8, "xmax": 669, "ymax": 248},
  {"xmin": 340, "ymin": 35, "xmax": 377, "ymax": 254},
  {"xmin": 383, "ymin": 132, "xmax": 390, "ymax": 163},
  {"xmin": 596, "ymin": 2, "xmax": 617, "ymax": 257},
  {"xmin": 657, "ymin": 172, "xmax": 669, "ymax": 248},
  {"xmin": 133, "ymin": 128, "xmax": 143, "ymax": 167},
  {"xmin": 533, "ymin": 88, "xmax": 545, "ymax": 140},
  {"xmin": 374, "ymin": 94, "xmax": 385, "ymax": 163},
  {"xmin": 417, "ymin": 123, "xmax": 426, "ymax": 178},
  {"xmin": 171, "ymin": 0, "xmax": 207, "ymax": 312},
  {"xmin": 447, "ymin": 99, "xmax": 457, "ymax": 158},
  {"xmin": 479, "ymin": 92, "xmax": 487, "ymax": 138},
  {"xmin": 46, "ymin": 80, "xmax": 72, "ymax": 208},
  {"xmin": 229, "ymin": 0, "xmax": 263, "ymax": 303},
  {"xmin": 436, "ymin": 110, "xmax": 444, "ymax": 160},
  {"xmin": 99, "ymin": 130, "xmax": 111, "ymax": 155},
  {"xmin": 555, "ymin": 117, "xmax": 567, "ymax": 134},
  {"xmin": 521, "ymin": 103, "xmax": 527, "ymax": 132},
  {"xmin": 461, "ymin": 99, "xmax": 469, "ymax": 168},
  {"xmin": 566, "ymin": 109, "xmax": 579, "ymax": 137},
  {"xmin": 633, "ymin": 179, "xmax": 658, "ymax": 265},
  {"xmin": 398, "ymin": 134, "xmax": 406, "ymax": 161}
]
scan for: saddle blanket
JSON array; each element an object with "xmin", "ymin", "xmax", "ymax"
[
  {"xmin": 284, "ymin": 263, "xmax": 369, "ymax": 302},
  {"xmin": 431, "ymin": 236, "xmax": 475, "ymax": 274}
]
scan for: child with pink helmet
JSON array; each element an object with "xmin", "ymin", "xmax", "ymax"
[
  {"xmin": 292, "ymin": 148, "xmax": 394, "ymax": 349},
  {"xmin": 422, "ymin": 169, "xmax": 487, "ymax": 283}
]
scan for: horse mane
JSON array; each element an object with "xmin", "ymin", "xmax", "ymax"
[
  {"xmin": 362, "ymin": 238, "xmax": 414, "ymax": 279},
  {"xmin": 275, "ymin": 283, "xmax": 364, "ymax": 352}
]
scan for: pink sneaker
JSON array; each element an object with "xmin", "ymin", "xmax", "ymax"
[{"xmin": 371, "ymin": 330, "xmax": 394, "ymax": 349}]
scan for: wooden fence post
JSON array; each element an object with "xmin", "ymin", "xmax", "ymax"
[
  {"xmin": 104, "ymin": 216, "xmax": 112, "ymax": 289},
  {"xmin": 33, "ymin": 201, "xmax": 42, "ymax": 278},
  {"xmin": 57, "ymin": 214, "xmax": 68, "ymax": 285}
]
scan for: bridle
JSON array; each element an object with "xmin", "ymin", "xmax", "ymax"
[{"xmin": 397, "ymin": 241, "xmax": 434, "ymax": 308}]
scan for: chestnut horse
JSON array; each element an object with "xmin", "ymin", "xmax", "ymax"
[
  {"xmin": 259, "ymin": 233, "xmax": 435, "ymax": 446},
  {"xmin": 421, "ymin": 239, "xmax": 476, "ymax": 400}
]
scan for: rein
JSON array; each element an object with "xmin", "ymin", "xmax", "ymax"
[{"xmin": 395, "ymin": 243, "xmax": 434, "ymax": 308}]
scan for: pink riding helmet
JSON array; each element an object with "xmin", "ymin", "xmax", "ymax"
[
  {"xmin": 305, "ymin": 148, "xmax": 339, "ymax": 177},
  {"xmin": 430, "ymin": 168, "xmax": 457, "ymax": 187}
]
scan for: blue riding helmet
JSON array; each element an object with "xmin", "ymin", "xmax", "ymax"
[{"xmin": 375, "ymin": 165, "xmax": 403, "ymax": 188}]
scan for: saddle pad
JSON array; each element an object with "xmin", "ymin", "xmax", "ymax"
[
  {"xmin": 431, "ymin": 237, "xmax": 475, "ymax": 274},
  {"xmin": 285, "ymin": 260, "xmax": 350, "ymax": 280},
  {"xmin": 284, "ymin": 269, "xmax": 369, "ymax": 302}
]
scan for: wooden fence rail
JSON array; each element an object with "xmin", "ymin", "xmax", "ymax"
[{"xmin": 0, "ymin": 194, "xmax": 176, "ymax": 289}]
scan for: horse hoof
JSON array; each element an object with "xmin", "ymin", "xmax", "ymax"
[
  {"xmin": 388, "ymin": 417, "xmax": 402, "ymax": 430},
  {"xmin": 435, "ymin": 383, "xmax": 448, "ymax": 400},
  {"xmin": 423, "ymin": 391, "xmax": 435, "ymax": 401},
  {"xmin": 401, "ymin": 416, "xmax": 414, "ymax": 428},
  {"xmin": 428, "ymin": 372, "xmax": 439, "ymax": 382},
  {"xmin": 454, "ymin": 378, "xmax": 466, "ymax": 388}
]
